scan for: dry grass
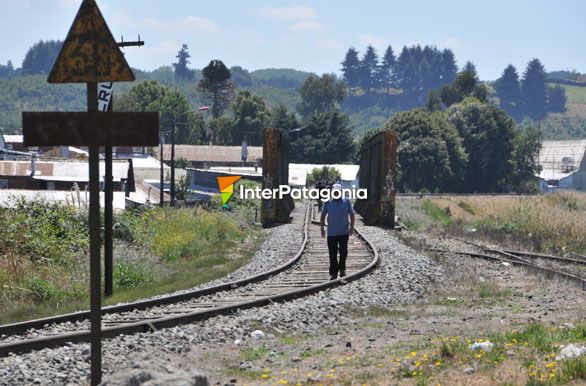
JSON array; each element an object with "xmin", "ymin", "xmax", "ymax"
[{"xmin": 426, "ymin": 192, "xmax": 586, "ymax": 253}]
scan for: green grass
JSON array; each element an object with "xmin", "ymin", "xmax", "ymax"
[
  {"xmin": 555, "ymin": 83, "xmax": 586, "ymax": 104},
  {"xmin": 300, "ymin": 348, "xmax": 326, "ymax": 359},
  {"xmin": 421, "ymin": 200, "xmax": 453, "ymax": 226},
  {"xmin": 503, "ymin": 323, "xmax": 586, "ymax": 353},
  {"xmin": 0, "ymin": 206, "xmax": 264, "ymax": 325},
  {"xmin": 559, "ymin": 355, "xmax": 586, "ymax": 382},
  {"xmin": 240, "ymin": 345, "xmax": 269, "ymax": 361},
  {"xmin": 457, "ymin": 200, "xmax": 476, "ymax": 214}
]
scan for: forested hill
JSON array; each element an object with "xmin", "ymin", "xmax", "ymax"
[{"xmin": 1, "ymin": 39, "xmax": 585, "ymax": 140}]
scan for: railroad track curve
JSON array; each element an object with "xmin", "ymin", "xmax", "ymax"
[{"xmin": 0, "ymin": 202, "xmax": 379, "ymax": 357}]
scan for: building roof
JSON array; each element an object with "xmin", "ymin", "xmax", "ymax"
[
  {"xmin": 290, "ymin": 164, "xmax": 360, "ymax": 183},
  {"xmin": 539, "ymin": 140, "xmax": 586, "ymax": 171},
  {"xmin": 0, "ymin": 160, "xmax": 129, "ymax": 181},
  {"xmin": 3, "ymin": 135, "xmax": 23, "ymax": 144},
  {"xmin": 0, "ymin": 190, "xmax": 127, "ymax": 209},
  {"xmin": 156, "ymin": 145, "xmax": 263, "ymax": 163},
  {"xmin": 196, "ymin": 163, "xmax": 360, "ymax": 188}
]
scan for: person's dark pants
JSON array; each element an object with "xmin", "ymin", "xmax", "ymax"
[{"xmin": 327, "ymin": 235, "xmax": 349, "ymax": 277}]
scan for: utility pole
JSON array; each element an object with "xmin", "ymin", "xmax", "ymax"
[{"xmin": 103, "ymin": 36, "xmax": 144, "ymax": 298}]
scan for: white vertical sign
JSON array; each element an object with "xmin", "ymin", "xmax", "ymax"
[{"xmin": 97, "ymin": 82, "xmax": 114, "ymax": 112}]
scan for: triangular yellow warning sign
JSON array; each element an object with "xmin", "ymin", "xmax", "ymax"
[{"xmin": 48, "ymin": 0, "xmax": 135, "ymax": 84}]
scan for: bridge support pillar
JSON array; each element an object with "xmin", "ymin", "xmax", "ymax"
[
  {"xmin": 354, "ymin": 130, "xmax": 397, "ymax": 227},
  {"xmin": 261, "ymin": 127, "xmax": 294, "ymax": 227}
]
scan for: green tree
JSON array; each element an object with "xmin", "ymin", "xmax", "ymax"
[
  {"xmin": 208, "ymin": 116, "xmax": 235, "ymax": 145},
  {"xmin": 511, "ymin": 125, "xmax": 542, "ymax": 193},
  {"xmin": 377, "ymin": 45, "xmax": 397, "ymax": 92},
  {"xmin": 426, "ymin": 89, "xmax": 442, "ymax": 112},
  {"xmin": 230, "ymin": 66, "xmax": 254, "ymax": 87},
  {"xmin": 117, "ymin": 81, "xmax": 201, "ymax": 144},
  {"xmin": 231, "ymin": 90, "xmax": 271, "ymax": 146},
  {"xmin": 197, "ymin": 60, "xmax": 237, "ymax": 118},
  {"xmin": 462, "ymin": 61, "xmax": 478, "ymax": 78},
  {"xmin": 439, "ymin": 49, "xmax": 458, "ymax": 84},
  {"xmin": 439, "ymin": 70, "xmax": 479, "ymax": 107},
  {"xmin": 21, "ymin": 40, "xmax": 62, "ymax": 75},
  {"xmin": 116, "ymin": 80, "xmax": 168, "ymax": 112},
  {"xmin": 385, "ymin": 109, "xmax": 467, "ymax": 192},
  {"xmin": 448, "ymin": 98, "xmax": 517, "ymax": 192},
  {"xmin": 521, "ymin": 58, "xmax": 548, "ymax": 120},
  {"xmin": 271, "ymin": 104, "xmax": 299, "ymax": 133},
  {"xmin": 307, "ymin": 166, "xmax": 341, "ymax": 186},
  {"xmin": 341, "ymin": 47, "xmax": 361, "ymax": 89},
  {"xmin": 297, "ymin": 110, "xmax": 355, "ymax": 164},
  {"xmin": 547, "ymin": 85, "xmax": 567, "ymax": 113},
  {"xmin": 0, "ymin": 60, "xmax": 15, "ymax": 78},
  {"xmin": 359, "ymin": 45, "xmax": 379, "ymax": 94},
  {"xmin": 297, "ymin": 74, "xmax": 347, "ymax": 119},
  {"xmin": 173, "ymin": 44, "xmax": 194, "ymax": 81},
  {"xmin": 496, "ymin": 64, "xmax": 522, "ymax": 119}
]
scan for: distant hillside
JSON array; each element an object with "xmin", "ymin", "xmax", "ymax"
[
  {"xmin": 250, "ymin": 68, "xmax": 315, "ymax": 89},
  {"xmin": 541, "ymin": 83, "xmax": 586, "ymax": 139},
  {"xmin": 0, "ymin": 66, "xmax": 308, "ymax": 133}
]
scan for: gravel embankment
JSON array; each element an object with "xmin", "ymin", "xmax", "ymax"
[{"xmin": 0, "ymin": 224, "xmax": 441, "ymax": 385}]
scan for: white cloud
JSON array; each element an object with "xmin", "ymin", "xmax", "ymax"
[
  {"xmin": 260, "ymin": 6, "xmax": 317, "ymax": 21},
  {"xmin": 112, "ymin": 14, "xmax": 222, "ymax": 34},
  {"xmin": 141, "ymin": 41, "xmax": 181, "ymax": 56},
  {"xmin": 314, "ymin": 38, "xmax": 342, "ymax": 50},
  {"xmin": 290, "ymin": 20, "xmax": 325, "ymax": 33},
  {"xmin": 179, "ymin": 16, "xmax": 222, "ymax": 34}
]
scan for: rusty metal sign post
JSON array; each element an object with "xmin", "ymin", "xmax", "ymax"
[{"xmin": 22, "ymin": 1, "xmax": 158, "ymax": 385}]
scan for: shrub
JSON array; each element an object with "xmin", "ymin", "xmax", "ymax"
[
  {"xmin": 0, "ymin": 198, "xmax": 88, "ymax": 266},
  {"xmin": 113, "ymin": 261, "xmax": 153, "ymax": 289}
]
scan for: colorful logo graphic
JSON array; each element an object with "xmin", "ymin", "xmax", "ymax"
[{"xmin": 217, "ymin": 176, "xmax": 241, "ymax": 207}]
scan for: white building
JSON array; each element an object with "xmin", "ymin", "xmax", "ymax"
[{"xmin": 538, "ymin": 140, "xmax": 586, "ymax": 192}]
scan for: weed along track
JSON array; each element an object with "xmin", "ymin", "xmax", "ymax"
[
  {"xmin": 0, "ymin": 203, "xmax": 378, "ymax": 357},
  {"xmin": 426, "ymin": 235, "xmax": 586, "ymax": 290}
]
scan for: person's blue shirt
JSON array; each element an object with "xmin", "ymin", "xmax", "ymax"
[{"xmin": 322, "ymin": 198, "xmax": 354, "ymax": 236}]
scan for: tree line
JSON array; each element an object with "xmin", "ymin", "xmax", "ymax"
[
  {"xmin": 366, "ymin": 71, "xmax": 542, "ymax": 193},
  {"xmin": 118, "ymin": 44, "xmax": 355, "ymax": 164},
  {"xmin": 495, "ymin": 59, "xmax": 566, "ymax": 121},
  {"xmin": 341, "ymin": 44, "xmax": 459, "ymax": 108}
]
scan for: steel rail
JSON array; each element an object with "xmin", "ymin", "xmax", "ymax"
[
  {"xmin": 0, "ymin": 205, "xmax": 379, "ymax": 357},
  {"xmin": 0, "ymin": 204, "xmax": 310, "ymax": 339},
  {"xmin": 427, "ymin": 248, "xmax": 586, "ymax": 290}
]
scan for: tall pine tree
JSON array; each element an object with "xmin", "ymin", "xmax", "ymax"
[
  {"xmin": 173, "ymin": 44, "xmax": 194, "ymax": 81},
  {"xmin": 496, "ymin": 64, "xmax": 522, "ymax": 119},
  {"xmin": 377, "ymin": 45, "xmax": 396, "ymax": 92},
  {"xmin": 521, "ymin": 58, "xmax": 548, "ymax": 120},
  {"xmin": 341, "ymin": 47, "xmax": 361, "ymax": 90},
  {"xmin": 197, "ymin": 60, "xmax": 236, "ymax": 118},
  {"xmin": 359, "ymin": 45, "xmax": 379, "ymax": 94},
  {"xmin": 440, "ymin": 49, "xmax": 458, "ymax": 84}
]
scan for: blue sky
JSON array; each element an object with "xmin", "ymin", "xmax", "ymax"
[{"xmin": 0, "ymin": 0, "xmax": 584, "ymax": 80}]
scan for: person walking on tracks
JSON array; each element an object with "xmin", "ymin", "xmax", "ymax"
[{"xmin": 320, "ymin": 183, "xmax": 355, "ymax": 280}]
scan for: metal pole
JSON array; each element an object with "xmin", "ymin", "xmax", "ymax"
[
  {"xmin": 104, "ymin": 145, "xmax": 113, "ymax": 297},
  {"xmin": 159, "ymin": 134, "xmax": 164, "ymax": 207},
  {"xmin": 87, "ymin": 82, "xmax": 102, "ymax": 386},
  {"xmin": 170, "ymin": 121, "xmax": 176, "ymax": 206}
]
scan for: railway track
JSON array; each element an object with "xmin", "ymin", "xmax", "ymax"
[
  {"xmin": 427, "ymin": 236, "xmax": 586, "ymax": 290},
  {"xmin": 0, "ymin": 203, "xmax": 379, "ymax": 357}
]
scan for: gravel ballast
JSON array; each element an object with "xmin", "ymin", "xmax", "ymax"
[{"xmin": 0, "ymin": 223, "xmax": 440, "ymax": 385}]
